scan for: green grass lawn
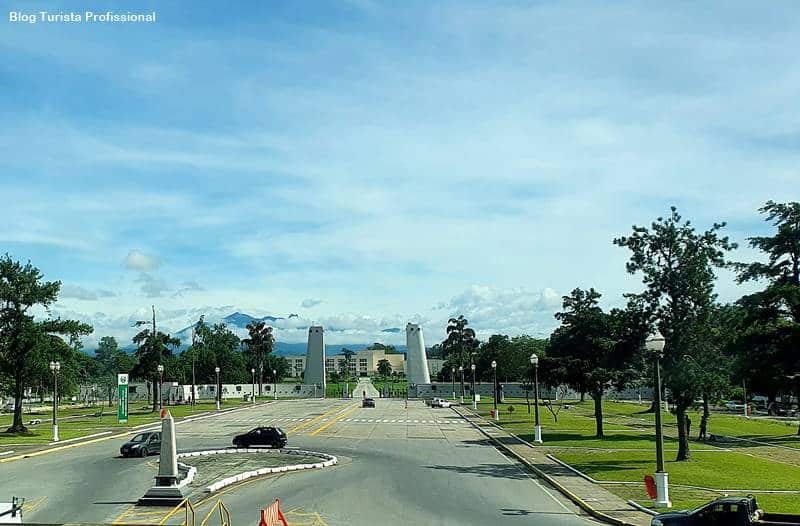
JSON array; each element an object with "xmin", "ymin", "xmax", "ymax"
[
  {"xmin": 553, "ymin": 449, "xmax": 800, "ymax": 490},
  {"xmin": 609, "ymin": 485, "xmax": 800, "ymax": 514},
  {"xmin": 0, "ymin": 399, "xmax": 249, "ymax": 448}
]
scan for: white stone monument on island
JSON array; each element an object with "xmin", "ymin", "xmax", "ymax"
[
  {"xmin": 405, "ymin": 323, "xmax": 430, "ymax": 385},
  {"xmin": 303, "ymin": 326, "xmax": 326, "ymax": 393},
  {"xmin": 138, "ymin": 411, "xmax": 186, "ymax": 506}
]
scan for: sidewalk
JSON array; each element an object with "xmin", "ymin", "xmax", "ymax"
[{"xmin": 454, "ymin": 406, "xmax": 652, "ymax": 526}]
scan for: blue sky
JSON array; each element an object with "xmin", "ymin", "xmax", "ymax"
[{"xmin": 1, "ymin": 1, "xmax": 798, "ymax": 347}]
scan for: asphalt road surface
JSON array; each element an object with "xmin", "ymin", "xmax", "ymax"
[{"xmin": 0, "ymin": 399, "xmax": 597, "ymax": 526}]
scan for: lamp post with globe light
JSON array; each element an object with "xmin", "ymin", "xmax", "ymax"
[
  {"xmin": 647, "ymin": 330, "xmax": 671, "ymax": 508},
  {"xmin": 251, "ymin": 368, "xmax": 256, "ymax": 403},
  {"xmin": 273, "ymin": 369, "xmax": 277, "ymax": 400},
  {"xmin": 530, "ymin": 353, "xmax": 542, "ymax": 443},
  {"xmin": 491, "ymin": 360, "xmax": 499, "ymax": 421},
  {"xmin": 451, "ymin": 367, "xmax": 456, "ymax": 400},
  {"xmin": 49, "ymin": 361, "xmax": 60, "ymax": 442},
  {"xmin": 215, "ymin": 366, "xmax": 221, "ymax": 410},
  {"xmin": 458, "ymin": 366, "xmax": 464, "ymax": 403},
  {"xmin": 471, "ymin": 363, "xmax": 477, "ymax": 410},
  {"xmin": 157, "ymin": 364, "xmax": 164, "ymax": 409}
]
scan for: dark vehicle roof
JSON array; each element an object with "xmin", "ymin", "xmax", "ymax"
[{"xmin": 364, "ymin": 398, "xmax": 375, "ymax": 401}]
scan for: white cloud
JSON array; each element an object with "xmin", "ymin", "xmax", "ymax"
[
  {"xmin": 300, "ymin": 298, "xmax": 323, "ymax": 308},
  {"xmin": 135, "ymin": 273, "xmax": 169, "ymax": 298},
  {"xmin": 437, "ymin": 285, "xmax": 563, "ymax": 338},
  {"xmin": 59, "ymin": 284, "xmax": 116, "ymax": 301},
  {"xmin": 124, "ymin": 249, "xmax": 162, "ymax": 271}
]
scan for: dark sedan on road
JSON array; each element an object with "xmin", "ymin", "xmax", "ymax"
[
  {"xmin": 232, "ymin": 427, "xmax": 287, "ymax": 448},
  {"xmin": 362, "ymin": 398, "xmax": 375, "ymax": 408},
  {"xmin": 120, "ymin": 431, "xmax": 161, "ymax": 457}
]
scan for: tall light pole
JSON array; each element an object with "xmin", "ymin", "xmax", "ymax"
[
  {"xmin": 451, "ymin": 367, "xmax": 456, "ymax": 400},
  {"xmin": 530, "ymin": 353, "xmax": 542, "ymax": 443},
  {"xmin": 157, "ymin": 364, "xmax": 164, "ymax": 409},
  {"xmin": 491, "ymin": 360, "xmax": 498, "ymax": 421},
  {"xmin": 471, "ymin": 363, "xmax": 477, "ymax": 410},
  {"xmin": 49, "ymin": 361, "xmax": 60, "ymax": 442},
  {"xmin": 214, "ymin": 366, "xmax": 221, "ymax": 410},
  {"xmin": 458, "ymin": 366, "xmax": 464, "ymax": 403},
  {"xmin": 251, "ymin": 368, "xmax": 256, "ymax": 404},
  {"xmin": 273, "ymin": 369, "xmax": 277, "ymax": 400},
  {"xmin": 647, "ymin": 330, "xmax": 671, "ymax": 508},
  {"xmin": 190, "ymin": 326, "xmax": 197, "ymax": 406}
]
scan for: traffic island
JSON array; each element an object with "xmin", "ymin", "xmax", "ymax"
[{"xmin": 177, "ymin": 448, "xmax": 338, "ymax": 493}]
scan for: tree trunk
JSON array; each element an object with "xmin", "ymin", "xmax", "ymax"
[
  {"xmin": 698, "ymin": 393, "xmax": 710, "ymax": 440},
  {"xmin": 593, "ymin": 393, "xmax": 604, "ymax": 438},
  {"xmin": 108, "ymin": 385, "xmax": 113, "ymax": 408},
  {"xmin": 675, "ymin": 404, "xmax": 692, "ymax": 461},
  {"xmin": 580, "ymin": 391, "xmax": 585, "ymax": 402},
  {"xmin": 8, "ymin": 374, "xmax": 26, "ymax": 432}
]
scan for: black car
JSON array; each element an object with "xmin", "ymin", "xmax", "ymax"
[
  {"xmin": 232, "ymin": 427, "xmax": 287, "ymax": 448},
  {"xmin": 362, "ymin": 398, "xmax": 375, "ymax": 408},
  {"xmin": 120, "ymin": 431, "xmax": 161, "ymax": 457}
]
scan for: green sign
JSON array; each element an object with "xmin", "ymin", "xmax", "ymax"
[{"xmin": 117, "ymin": 374, "xmax": 129, "ymax": 424}]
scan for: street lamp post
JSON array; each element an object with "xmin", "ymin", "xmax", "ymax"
[
  {"xmin": 451, "ymin": 367, "xmax": 456, "ymax": 400},
  {"xmin": 251, "ymin": 368, "xmax": 256, "ymax": 404},
  {"xmin": 273, "ymin": 369, "xmax": 277, "ymax": 400},
  {"xmin": 530, "ymin": 353, "xmax": 542, "ymax": 443},
  {"xmin": 460, "ymin": 362, "xmax": 466, "ymax": 404},
  {"xmin": 49, "ymin": 361, "xmax": 60, "ymax": 442},
  {"xmin": 647, "ymin": 330, "xmax": 671, "ymax": 508},
  {"xmin": 214, "ymin": 366, "xmax": 221, "ymax": 410},
  {"xmin": 157, "ymin": 364, "xmax": 164, "ymax": 409},
  {"xmin": 491, "ymin": 360, "xmax": 499, "ymax": 421},
  {"xmin": 471, "ymin": 363, "xmax": 477, "ymax": 410}
]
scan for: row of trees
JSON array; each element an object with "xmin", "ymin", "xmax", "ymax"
[{"xmin": 435, "ymin": 201, "xmax": 800, "ymax": 462}]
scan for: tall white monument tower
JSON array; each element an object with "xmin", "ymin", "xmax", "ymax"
[
  {"xmin": 304, "ymin": 326, "xmax": 326, "ymax": 391},
  {"xmin": 405, "ymin": 323, "xmax": 430, "ymax": 385}
]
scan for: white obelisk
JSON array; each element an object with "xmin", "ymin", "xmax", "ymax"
[
  {"xmin": 138, "ymin": 411, "xmax": 186, "ymax": 506},
  {"xmin": 304, "ymin": 326, "xmax": 326, "ymax": 394},
  {"xmin": 405, "ymin": 323, "xmax": 430, "ymax": 385}
]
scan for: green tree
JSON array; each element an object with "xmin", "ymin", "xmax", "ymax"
[
  {"xmin": 130, "ymin": 306, "xmax": 180, "ymax": 411},
  {"xmin": 94, "ymin": 336, "xmax": 136, "ymax": 406},
  {"xmin": 242, "ymin": 321, "xmax": 274, "ymax": 395},
  {"xmin": 377, "ymin": 358, "xmax": 392, "ymax": 378},
  {"xmin": 339, "ymin": 348, "xmax": 355, "ymax": 380},
  {"xmin": 0, "ymin": 256, "xmax": 93, "ymax": 432},
  {"xmin": 548, "ymin": 288, "xmax": 645, "ymax": 438},
  {"xmin": 443, "ymin": 316, "xmax": 478, "ymax": 398},
  {"xmin": 735, "ymin": 201, "xmax": 800, "ymax": 433},
  {"xmin": 614, "ymin": 207, "xmax": 736, "ymax": 460}
]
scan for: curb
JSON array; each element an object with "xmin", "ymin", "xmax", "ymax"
[
  {"xmin": 176, "ymin": 448, "xmax": 338, "ymax": 493},
  {"xmin": 453, "ymin": 407, "xmax": 642, "ymax": 526}
]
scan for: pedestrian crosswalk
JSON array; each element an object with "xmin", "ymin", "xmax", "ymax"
[{"xmin": 235, "ymin": 415, "xmax": 466, "ymax": 426}]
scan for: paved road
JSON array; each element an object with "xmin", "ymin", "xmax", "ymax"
[{"xmin": 0, "ymin": 399, "xmax": 596, "ymax": 525}]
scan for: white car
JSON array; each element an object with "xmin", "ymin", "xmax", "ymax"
[{"xmin": 432, "ymin": 399, "xmax": 452, "ymax": 408}]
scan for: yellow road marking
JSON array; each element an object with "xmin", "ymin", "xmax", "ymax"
[
  {"xmin": 21, "ymin": 496, "xmax": 47, "ymax": 514},
  {"xmin": 308, "ymin": 404, "xmax": 359, "ymax": 436},
  {"xmin": 286, "ymin": 403, "xmax": 348, "ymax": 435}
]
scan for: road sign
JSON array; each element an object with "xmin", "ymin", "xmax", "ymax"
[{"xmin": 117, "ymin": 374, "xmax": 129, "ymax": 424}]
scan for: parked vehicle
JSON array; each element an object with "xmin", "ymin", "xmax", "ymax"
[
  {"xmin": 120, "ymin": 431, "xmax": 161, "ymax": 458},
  {"xmin": 362, "ymin": 398, "xmax": 376, "ymax": 408},
  {"xmin": 652, "ymin": 496, "xmax": 800, "ymax": 525},
  {"xmin": 232, "ymin": 427, "xmax": 287, "ymax": 448},
  {"xmin": 431, "ymin": 399, "xmax": 452, "ymax": 408},
  {"xmin": 426, "ymin": 397, "xmax": 441, "ymax": 407}
]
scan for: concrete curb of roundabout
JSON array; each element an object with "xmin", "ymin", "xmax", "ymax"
[
  {"xmin": 175, "ymin": 448, "xmax": 338, "ymax": 493},
  {"xmin": 453, "ymin": 407, "xmax": 641, "ymax": 526}
]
